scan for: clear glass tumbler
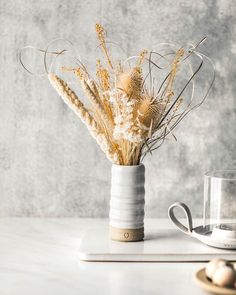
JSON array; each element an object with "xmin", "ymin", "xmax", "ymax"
[{"xmin": 203, "ymin": 170, "xmax": 236, "ymax": 238}]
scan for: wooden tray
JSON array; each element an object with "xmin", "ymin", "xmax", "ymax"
[{"xmin": 194, "ymin": 268, "xmax": 236, "ymax": 295}]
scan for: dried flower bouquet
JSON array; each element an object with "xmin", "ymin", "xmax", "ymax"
[
  {"xmin": 42, "ymin": 24, "xmax": 213, "ymax": 166},
  {"xmin": 20, "ymin": 24, "xmax": 214, "ymax": 242}
]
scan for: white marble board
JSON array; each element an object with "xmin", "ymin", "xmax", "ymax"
[{"xmin": 79, "ymin": 227, "xmax": 236, "ymax": 262}]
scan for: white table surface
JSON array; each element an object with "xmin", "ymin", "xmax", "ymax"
[{"xmin": 0, "ymin": 218, "xmax": 210, "ymax": 295}]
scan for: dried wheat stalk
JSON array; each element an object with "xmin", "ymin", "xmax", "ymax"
[
  {"xmin": 81, "ymin": 79, "xmax": 112, "ymax": 129},
  {"xmin": 48, "ymin": 73, "xmax": 119, "ymax": 164}
]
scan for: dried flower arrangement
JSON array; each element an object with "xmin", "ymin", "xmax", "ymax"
[
  {"xmin": 20, "ymin": 24, "xmax": 215, "ymax": 242},
  {"xmin": 21, "ymin": 24, "xmax": 214, "ymax": 166}
]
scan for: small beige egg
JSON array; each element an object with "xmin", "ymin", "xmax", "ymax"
[
  {"xmin": 212, "ymin": 265, "xmax": 235, "ymax": 287},
  {"xmin": 205, "ymin": 259, "xmax": 227, "ymax": 279}
]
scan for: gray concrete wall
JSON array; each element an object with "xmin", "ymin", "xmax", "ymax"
[{"xmin": 0, "ymin": 0, "xmax": 235, "ymax": 217}]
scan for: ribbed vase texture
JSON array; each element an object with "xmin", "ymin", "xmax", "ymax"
[{"xmin": 109, "ymin": 164, "xmax": 145, "ymax": 242}]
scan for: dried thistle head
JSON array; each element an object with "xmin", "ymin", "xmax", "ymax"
[
  {"xmin": 136, "ymin": 95, "xmax": 163, "ymax": 129},
  {"xmin": 117, "ymin": 67, "xmax": 143, "ymax": 97}
]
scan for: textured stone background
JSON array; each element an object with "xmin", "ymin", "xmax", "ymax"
[{"xmin": 0, "ymin": 0, "xmax": 235, "ymax": 217}]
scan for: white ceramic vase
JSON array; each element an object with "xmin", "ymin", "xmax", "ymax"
[{"xmin": 109, "ymin": 164, "xmax": 145, "ymax": 242}]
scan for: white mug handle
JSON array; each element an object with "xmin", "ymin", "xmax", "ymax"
[{"xmin": 168, "ymin": 202, "xmax": 193, "ymax": 235}]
